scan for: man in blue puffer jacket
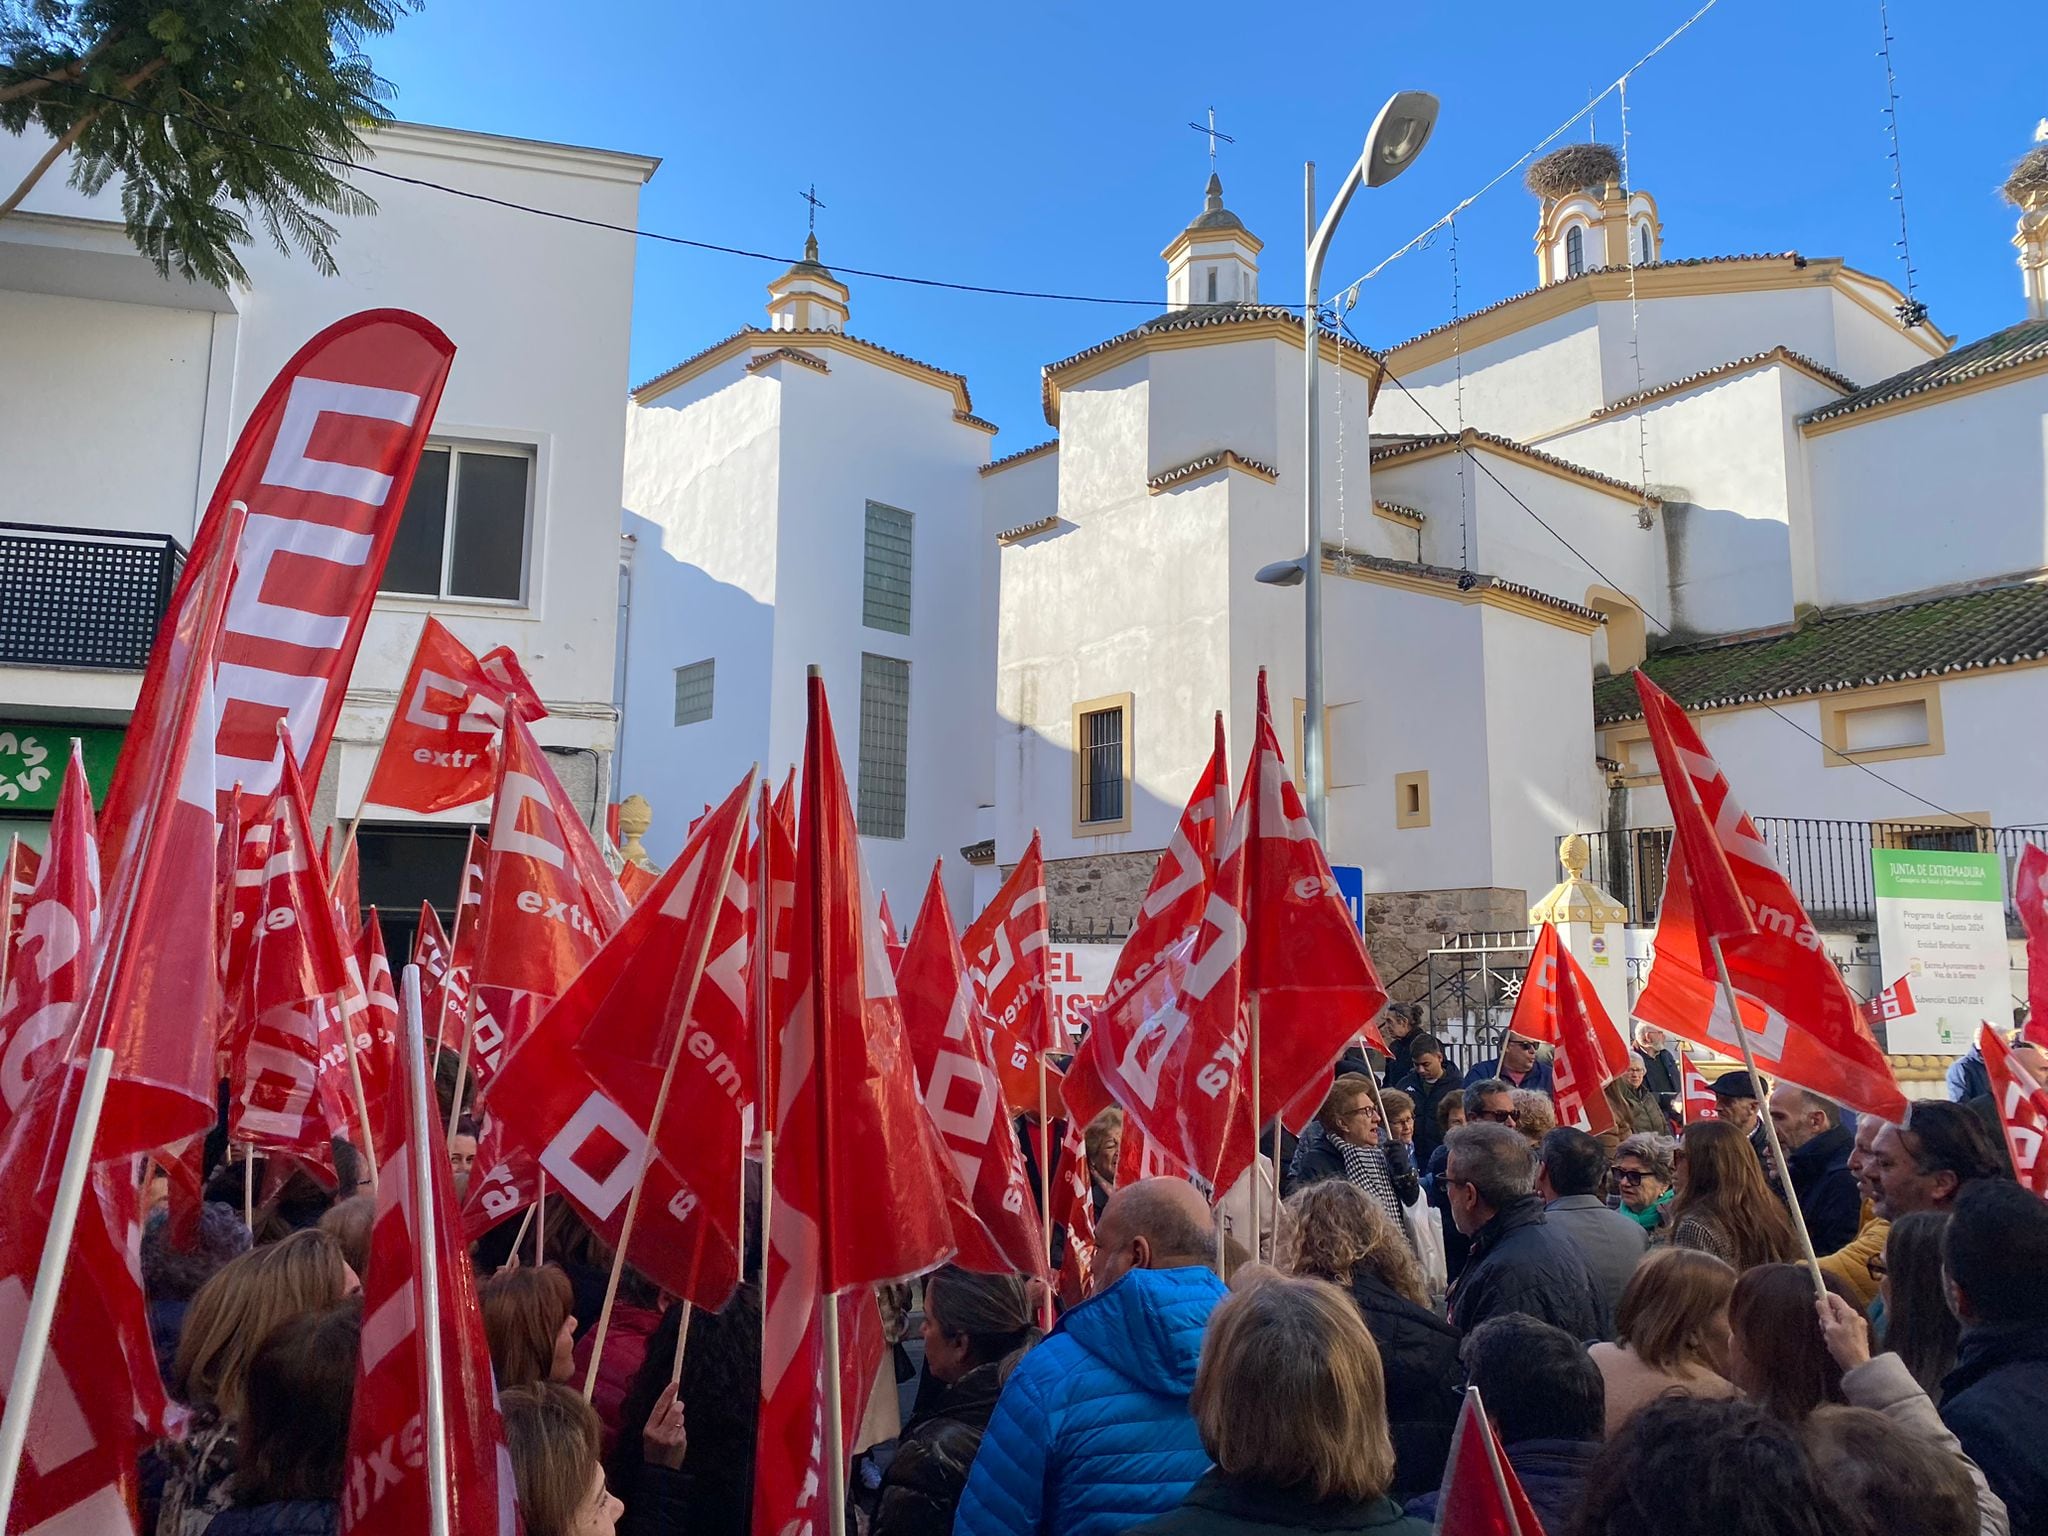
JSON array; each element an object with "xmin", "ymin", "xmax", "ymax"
[{"xmin": 954, "ymin": 1179, "xmax": 1227, "ymax": 1536}]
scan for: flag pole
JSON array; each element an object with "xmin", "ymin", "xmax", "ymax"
[
  {"xmin": 534, "ymin": 1170, "xmax": 546, "ymax": 1266},
  {"xmin": 667, "ymin": 1300, "xmax": 695, "ymax": 1388},
  {"xmin": 340, "ymin": 997, "xmax": 380, "ymax": 1194},
  {"xmin": 1249, "ymin": 994, "xmax": 1262, "ymax": 1260},
  {"xmin": 0, "ymin": 833, "xmax": 20, "ymax": 1013},
  {"xmin": 325, "ymin": 800, "xmax": 368, "ymax": 899},
  {"xmin": 1706, "ymin": 936, "xmax": 1827, "ymax": 1293},
  {"xmin": 400, "ymin": 965, "xmax": 454, "ymax": 1536},
  {"xmin": 821, "ymin": 1294, "xmax": 849, "ymax": 1536},
  {"xmin": 243, "ymin": 1141, "xmax": 254, "ymax": 1229},
  {"xmin": 582, "ymin": 773, "xmax": 755, "ymax": 1399},
  {"xmin": 507, "ymin": 1201, "xmax": 537, "ymax": 1264},
  {"xmin": 755, "ymin": 781, "xmax": 774, "ymax": 1309},
  {"xmin": 1037, "ymin": 1054, "xmax": 1054, "ymax": 1328},
  {"xmin": 0, "ymin": 1045, "xmax": 114, "ymax": 1531},
  {"xmin": 445, "ymin": 986, "xmax": 479, "ymax": 1144}
]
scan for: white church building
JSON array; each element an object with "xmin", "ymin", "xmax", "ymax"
[{"xmin": 617, "ymin": 140, "xmax": 2048, "ymax": 1031}]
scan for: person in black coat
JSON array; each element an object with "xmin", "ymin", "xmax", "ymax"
[
  {"xmin": 1378, "ymin": 1004, "xmax": 1422, "ymax": 1090},
  {"xmin": 872, "ymin": 1266, "xmax": 1040, "ymax": 1536},
  {"xmin": 1288, "ymin": 1076, "xmax": 1420, "ymax": 1217},
  {"xmin": 1441, "ymin": 1123, "xmax": 1608, "ymax": 1341},
  {"xmin": 1767, "ymin": 1085, "xmax": 1863, "ymax": 1255},
  {"xmin": 1937, "ymin": 1181, "xmax": 2048, "ymax": 1536},
  {"xmin": 611, "ymin": 1281, "xmax": 762, "ymax": 1536},
  {"xmin": 1395, "ymin": 1034, "xmax": 1464, "ymax": 1167},
  {"xmin": 1282, "ymin": 1180, "xmax": 1462, "ymax": 1499}
]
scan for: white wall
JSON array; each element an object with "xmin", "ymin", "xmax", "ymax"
[
  {"xmin": 1802, "ymin": 377, "xmax": 2048, "ymax": 609},
  {"xmin": 1480, "ymin": 607, "xmax": 1604, "ymax": 898},
  {"xmin": 0, "ymin": 122, "xmax": 654, "ymax": 814}
]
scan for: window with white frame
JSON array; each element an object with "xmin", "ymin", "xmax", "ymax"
[
  {"xmin": 381, "ymin": 442, "xmax": 533, "ymax": 602},
  {"xmin": 857, "ymin": 653, "xmax": 910, "ymax": 838},
  {"xmin": 673, "ymin": 659, "xmax": 714, "ymax": 726},
  {"xmin": 1565, "ymin": 226, "xmax": 1586, "ymax": 277},
  {"xmin": 862, "ymin": 501, "xmax": 914, "ymax": 635}
]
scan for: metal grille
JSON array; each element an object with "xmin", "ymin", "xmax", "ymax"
[
  {"xmin": 857, "ymin": 652, "xmax": 910, "ymax": 839},
  {"xmin": 673, "ymin": 659, "xmax": 715, "ymax": 725},
  {"xmin": 1080, "ymin": 705, "xmax": 1125, "ymax": 824},
  {"xmin": 862, "ymin": 501, "xmax": 914, "ymax": 635},
  {"xmin": 0, "ymin": 522, "xmax": 184, "ymax": 670}
]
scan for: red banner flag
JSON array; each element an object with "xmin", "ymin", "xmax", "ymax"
[
  {"xmin": 464, "ymin": 718, "xmax": 626, "ymax": 1092},
  {"xmin": 325, "ymin": 826, "xmax": 362, "ymax": 939},
  {"xmin": 879, "ymin": 889, "xmax": 907, "ymax": 977},
  {"xmin": 477, "ymin": 773, "xmax": 757, "ymax": 1310},
  {"xmin": 1073, "ymin": 714, "xmax": 1234, "ymax": 1184},
  {"xmin": 0, "ymin": 745, "xmax": 98, "ymax": 1141},
  {"xmin": 362, "ymin": 617, "xmax": 546, "ymax": 817},
  {"xmin": 98, "ymin": 312, "xmax": 455, "ymax": 868},
  {"xmin": 1239, "ymin": 670, "xmax": 1391, "ymax": 1118},
  {"xmin": 2013, "ymin": 845, "xmax": 2048, "ymax": 1049},
  {"xmin": 750, "ymin": 783, "xmax": 798, "ymax": 1143},
  {"xmin": 1, "ymin": 839, "xmax": 40, "ymax": 959},
  {"xmin": 351, "ymin": 913, "xmax": 402, "ymax": 1151},
  {"xmin": 1679, "ymin": 1050, "xmax": 1719, "ymax": 1124},
  {"xmin": 1508, "ymin": 924, "xmax": 1631, "ymax": 1136},
  {"xmin": 1434, "ymin": 1388, "xmax": 1546, "ymax": 1536},
  {"xmin": 230, "ymin": 749, "xmax": 355, "ymax": 1169},
  {"xmin": 432, "ymin": 834, "xmax": 487, "ymax": 1056},
  {"xmin": 899, "ymin": 862, "xmax": 1050, "ymax": 1285},
  {"xmin": 343, "ymin": 992, "xmax": 516, "ymax": 1536},
  {"xmin": 1861, "ymin": 974, "xmax": 1917, "ymax": 1030},
  {"xmin": 755, "ymin": 676, "xmax": 956, "ymax": 1536},
  {"xmin": 963, "ymin": 832, "xmax": 1057, "ymax": 1056},
  {"xmin": 1051, "ymin": 1107, "xmax": 1098, "ymax": 1309},
  {"xmin": 411, "ymin": 902, "xmax": 452, "ymax": 1022},
  {"xmin": 1981, "ymin": 1024, "xmax": 2048, "ymax": 1196},
  {"xmin": 1630, "ymin": 673, "xmax": 1908, "ymax": 1123}
]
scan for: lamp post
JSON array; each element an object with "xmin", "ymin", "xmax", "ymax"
[{"xmin": 1269, "ymin": 90, "xmax": 1439, "ymax": 843}]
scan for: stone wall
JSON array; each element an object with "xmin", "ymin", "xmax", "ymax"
[
  {"xmin": 1040, "ymin": 849, "xmax": 1163, "ymax": 936},
  {"xmin": 1362, "ymin": 887, "xmax": 1531, "ymax": 1004}
]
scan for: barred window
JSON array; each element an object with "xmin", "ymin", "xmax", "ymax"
[
  {"xmin": 858, "ymin": 653, "xmax": 910, "ymax": 838},
  {"xmin": 863, "ymin": 501, "xmax": 914, "ymax": 635},
  {"xmin": 1079, "ymin": 706, "xmax": 1125, "ymax": 825},
  {"xmin": 673, "ymin": 659, "xmax": 714, "ymax": 726}
]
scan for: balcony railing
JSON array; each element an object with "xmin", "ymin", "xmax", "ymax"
[
  {"xmin": 0, "ymin": 521, "xmax": 185, "ymax": 671},
  {"xmin": 1569, "ymin": 819, "xmax": 2048, "ymax": 929}
]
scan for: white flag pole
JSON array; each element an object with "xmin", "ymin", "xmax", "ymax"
[
  {"xmin": 0, "ymin": 1044, "xmax": 115, "ymax": 1530},
  {"xmin": 1249, "ymin": 993, "xmax": 1262, "ymax": 1259},
  {"xmin": 821, "ymin": 1295, "xmax": 849, "ymax": 1536},
  {"xmin": 401, "ymin": 964, "xmax": 454, "ymax": 1536},
  {"xmin": 0, "ymin": 833, "xmax": 21, "ymax": 1014}
]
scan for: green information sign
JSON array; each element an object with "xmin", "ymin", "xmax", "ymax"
[
  {"xmin": 1870, "ymin": 849, "xmax": 2007, "ymax": 903},
  {"xmin": 0, "ymin": 721, "xmax": 125, "ymax": 813}
]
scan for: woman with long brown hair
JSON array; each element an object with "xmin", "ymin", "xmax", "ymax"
[
  {"xmin": 481, "ymin": 1264, "xmax": 579, "ymax": 1389},
  {"xmin": 503, "ymin": 1381, "xmax": 626, "ymax": 1536},
  {"xmin": 1279, "ymin": 1182, "xmax": 1460, "ymax": 1501},
  {"xmin": 1589, "ymin": 1248, "xmax": 1740, "ymax": 1434},
  {"xmin": 150, "ymin": 1229, "xmax": 355, "ymax": 1536},
  {"xmin": 1670, "ymin": 1120, "xmax": 1798, "ymax": 1273}
]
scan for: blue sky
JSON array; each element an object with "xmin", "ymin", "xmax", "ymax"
[{"xmin": 373, "ymin": 0, "xmax": 2042, "ymax": 443}]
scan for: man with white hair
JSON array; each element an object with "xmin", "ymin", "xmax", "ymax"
[{"xmin": 1633, "ymin": 1025, "xmax": 1681, "ymax": 1116}]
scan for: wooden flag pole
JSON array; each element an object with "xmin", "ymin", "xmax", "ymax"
[
  {"xmin": 821, "ymin": 1296, "xmax": 849, "ymax": 1536},
  {"xmin": 754, "ymin": 781, "xmax": 775, "ymax": 1310},
  {"xmin": 325, "ymin": 802, "xmax": 368, "ymax": 899},
  {"xmin": 506, "ymin": 1202, "xmax": 537, "ymax": 1265},
  {"xmin": 667, "ymin": 1300, "xmax": 696, "ymax": 1388},
  {"xmin": 0, "ymin": 833, "xmax": 19, "ymax": 1017},
  {"xmin": 583, "ymin": 775, "xmax": 754, "ymax": 1399},
  {"xmin": 243, "ymin": 1141, "xmax": 255, "ymax": 1229},
  {"xmin": 1249, "ymin": 994, "xmax": 1262, "ymax": 1260},
  {"xmin": 444, "ymin": 985, "xmax": 480, "ymax": 1144},
  {"xmin": 534, "ymin": 1170, "xmax": 546, "ymax": 1266},
  {"xmin": 399, "ymin": 965, "xmax": 454, "ymax": 1536},
  {"xmin": 1036, "ymin": 1056, "xmax": 1055, "ymax": 1329},
  {"xmin": 0, "ymin": 1046, "xmax": 114, "ymax": 1531},
  {"xmin": 340, "ymin": 999, "xmax": 380, "ymax": 1195},
  {"xmin": 1706, "ymin": 936, "xmax": 1827, "ymax": 1294}
]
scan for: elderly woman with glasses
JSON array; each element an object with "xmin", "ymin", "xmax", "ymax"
[
  {"xmin": 1612, "ymin": 1133, "xmax": 1678, "ymax": 1242},
  {"xmin": 1290, "ymin": 1075, "xmax": 1420, "ymax": 1231}
]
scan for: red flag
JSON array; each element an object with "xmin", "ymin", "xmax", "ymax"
[
  {"xmin": 2013, "ymin": 845, "xmax": 2048, "ymax": 1048},
  {"xmin": 74, "ymin": 503, "xmax": 242, "ymax": 1161},
  {"xmin": 619, "ymin": 861, "xmax": 658, "ymax": 906},
  {"xmin": 98, "ymin": 311, "xmax": 455, "ymax": 868},
  {"xmin": 361, "ymin": 617, "xmax": 547, "ymax": 816},
  {"xmin": 1861, "ymin": 975, "xmax": 1917, "ymax": 1029},
  {"xmin": 898, "ymin": 863, "xmax": 1050, "ymax": 1285},
  {"xmin": 1434, "ymin": 1388, "xmax": 1545, "ymax": 1536},
  {"xmin": 963, "ymin": 833, "xmax": 1057, "ymax": 1056},
  {"xmin": 0, "ymin": 745, "xmax": 98, "ymax": 1140},
  {"xmin": 879, "ymin": 890, "xmax": 907, "ymax": 977},
  {"xmin": 1981, "ymin": 1024, "xmax": 2048, "ymax": 1196},
  {"xmin": 352, "ymin": 913, "xmax": 402, "ymax": 1151},
  {"xmin": 325, "ymin": 827, "xmax": 362, "ymax": 940},
  {"xmin": 477, "ymin": 773, "xmax": 757, "ymax": 1310},
  {"xmin": 1, "ymin": 839, "xmax": 40, "ymax": 959},
  {"xmin": 432, "ymin": 834, "xmax": 487, "ymax": 1055},
  {"xmin": 1631, "ymin": 673, "xmax": 1908, "ymax": 1122},
  {"xmin": 464, "ymin": 718, "xmax": 626, "ymax": 1092},
  {"xmin": 343, "ymin": 995, "xmax": 516, "ymax": 1536},
  {"xmin": 1075, "ymin": 714, "xmax": 1234, "ymax": 1187},
  {"xmin": 755, "ymin": 676, "xmax": 956, "ymax": 1536},
  {"xmin": 750, "ymin": 783, "xmax": 798, "ymax": 1142},
  {"xmin": 411, "ymin": 902, "xmax": 452, "ymax": 1019},
  {"xmin": 1508, "ymin": 924, "xmax": 1630, "ymax": 1136},
  {"xmin": 230, "ymin": 749, "xmax": 354, "ymax": 1168},
  {"xmin": 1679, "ymin": 1051, "xmax": 1719, "ymax": 1124},
  {"xmin": 1051, "ymin": 1108, "xmax": 1097, "ymax": 1308},
  {"xmin": 1239, "ymin": 670, "xmax": 1390, "ymax": 1113}
]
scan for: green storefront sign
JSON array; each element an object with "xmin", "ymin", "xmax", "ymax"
[{"xmin": 0, "ymin": 721, "xmax": 125, "ymax": 813}]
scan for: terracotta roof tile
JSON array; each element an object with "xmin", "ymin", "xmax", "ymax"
[
  {"xmin": 1589, "ymin": 347, "xmax": 1855, "ymax": 418},
  {"xmin": 633, "ymin": 326, "xmax": 985, "ymax": 418},
  {"xmin": 1369, "ymin": 429, "xmax": 1659, "ymax": 507},
  {"xmin": 981, "ymin": 439, "xmax": 1059, "ymax": 476},
  {"xmin": 1594, "ymin": 577, "xmax": 2048, "ymax": 723},
  {"xmin": 1326, "ymin": 546, "xmax": 1606, "ymax": 622},
  {"xmin": 1147, "ymin": 449, "xmax": 1277, "ymax": 492},
  {"xmin": 1799, "ymin": 319, "xmax": 2048, "ymax": 426}
]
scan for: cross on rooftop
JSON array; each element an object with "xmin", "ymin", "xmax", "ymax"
[
  {"xmin": 1187, "ymin": 106, "xmax": 1235, "ymax": 169},
  {"xmin": 800, "ymin": 182, "xmax": 826, "ymax": 236}
]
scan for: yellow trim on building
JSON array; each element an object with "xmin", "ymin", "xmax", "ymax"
[
  {"xmin": 1372, "ymin": 429, "xmax": 1656, "ymax": 510},
  {"xmin": 1044, "ymin": 319, "xmax": 1381, "ymax": 427},
  {"xmin": 635, "ymin": 329, "xmax": 985, "ymax": 424},
  {"xmin": 1071, "ymin": 691, "xmax": 1135, "ymax": 839},
  {"xmin": 1394, "ymin": 771, "xmax": 1432, "ymax": 830},
  {"xmin": 1817, "ymin": 679, "xmax": 1945, "ymax": 767},
  {"xmin": 1323, "ymin": 558, "xmax": 1606, "ymax": 636},
  {"xmin": 1799, "ymin": 352, "xmax": 2048, "ymax": 438}
]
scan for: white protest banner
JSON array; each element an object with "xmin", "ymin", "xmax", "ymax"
[{"xmin": 1871, "ymin": 848, "xmax": 2012, "ymax": 1053}]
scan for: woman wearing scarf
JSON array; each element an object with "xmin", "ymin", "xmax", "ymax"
[{"xmin": 1289, "ymin": 1074, "xmax": 1420, "ymax": 1232}]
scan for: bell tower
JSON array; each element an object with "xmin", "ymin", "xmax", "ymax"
[
  {"xmin": 1163, "ymin": 173, "xmax": 1262, "ymax": 311},
  {"xmin": 766, "ymin": 233, "xmax": 850, "ymax": 333}
]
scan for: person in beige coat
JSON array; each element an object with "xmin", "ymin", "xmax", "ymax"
[{"xmin": 1587, "ymin": 1248, "xmax": 1739, "ymax": 1436}]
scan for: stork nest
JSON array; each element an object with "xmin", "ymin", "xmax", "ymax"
[
  {"xmin": 1525, "ymin": 143, "xmax": 1623, "ymax": 200},
  {"xmin": 2003, "ymin": 147, "xmax": 2048, "ymax": 206}
]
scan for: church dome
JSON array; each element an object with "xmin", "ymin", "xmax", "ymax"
[{"xmin": 1185, "ymin": 172, "xmax": 1246, "ymax": 233}]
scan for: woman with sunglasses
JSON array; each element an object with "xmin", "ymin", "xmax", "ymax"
[{"xmin": 1612, "ymin": 1133, "xmax": 1678, "ymax": 1242}]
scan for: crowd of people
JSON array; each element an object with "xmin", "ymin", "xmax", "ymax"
[{"xmin": 114, "ymin": 1013, "xmax": 2045, "ymax": 1536}]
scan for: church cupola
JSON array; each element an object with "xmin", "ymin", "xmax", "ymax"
[
  {"xmin": 2004, "ymin": 134, "xmax": 2048, "ymax": 321},
  {"xmin": 1526, "ymin": 143, "xmax": 1662, "ymax": 286},
  {"xmin": 1163, "ymin": 173, "xmax": 1262, "ymax": 311},
  {"xmin": 766, "ymin": 233, "xmax": 850, "ymax": 333}
]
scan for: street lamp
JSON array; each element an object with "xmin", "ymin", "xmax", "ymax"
[{"xmin": 1274, "ymin": 89, "xmax": 1438, "ymax": 844}]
